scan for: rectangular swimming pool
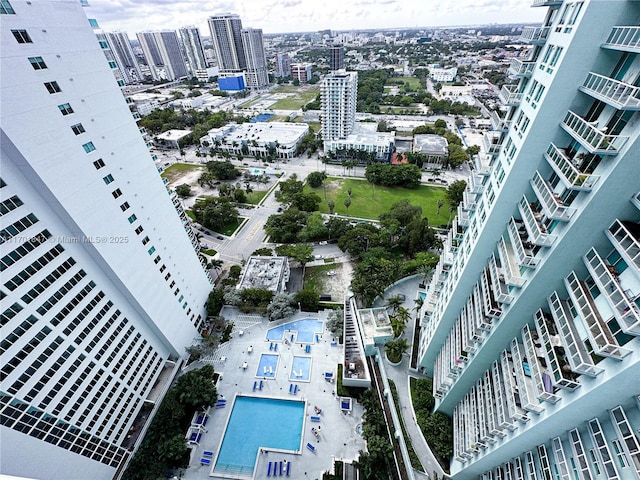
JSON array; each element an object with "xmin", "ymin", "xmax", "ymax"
[
  {"xmin": 266, "ymin": 318, "xmax": 324, "ymax": 344},
  {"xmin": 290, "ymin": 356, "xmax": 312, "ymax": 382},
  {"xmin": 213, "ymin": 396, "xmax": 305, "ymax": 478},
  {"xmin": 256, "ymin": 353, "xmax": 278, "ymax": 378}
]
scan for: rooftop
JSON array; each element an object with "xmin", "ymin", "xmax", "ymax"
[
  {"xmin": 156, "ymin": 129, "xmax": 192, "ymax": 142},
  {"xmin": 413, "ymin": 134, "xmax": 449, "ymax": 156},
  {"xmin": 237, "ymin": 256, "xmax": 290, "ymax": 293},
  {"xmin": 207, "ymin": 122, "xmax": 309, "ymax": 146}
]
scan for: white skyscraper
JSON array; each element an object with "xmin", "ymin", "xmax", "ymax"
[
  {"xmin": 178, "ymin": 26, "xmax": 207, "ymax": 77},
  {"xmin": 241, "ymin": 28, "xmax": 268, "ymax": 89},
  {"xmin": 104, "ymin": 31, "xmax": 143, "ymax": 85},
  {"xmin": 320, "ymin": 71, "xmax": 358, "ymax": 151},
  {"xmin": 136, "ymin": 30, "xmax": 188, "ymax": 81},
  {"xmin": 1, "ymin": 2, "xmax": 211, "ymax": 479},
  {"xmin": 208, "ymin": 13, "xmax": 245, "ymax": 72},
  {"xmin": 417, "ymin": 1, "xmax": 640, "ymax": 479}
]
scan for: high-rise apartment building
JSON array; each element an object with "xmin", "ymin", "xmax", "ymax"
[
  {"xmin": 1, "ymin": 1, "xmax": 211, "ymax": 479},
  {"xmin": 104, "ymin": 31, "xmax": 143, "ymax": 85},
  {"xmin": 417, "ymin": 1, "xmax": 640, "ymax": 480},
  {"xmin": 178, "ymin": 26, "xmax": 207, "ymax": 77},
  {"xmin": 208, "ymin": 13, "xmax": 246, "ymax": 72},
  {"xmin": 136, "ymin": 30, "xmax": 188, "ymax": 81},
  {"xmin": 329, "ymin": 44, "xmax": 344, "ymax": 71},
  {"xmin": 241, "ymin": 28, "xmax": 268, "ymax": 89},
  {"xmin": 320, "ymin": 71, "xmax": 358, "ymax": 151},
  {"xmin": 274, "ymin": 52, "xmax": 291, "ymax": 78}
]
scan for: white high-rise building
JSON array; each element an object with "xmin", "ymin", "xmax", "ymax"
[
  {"xmin": 274, "ymin": 52, "xmax": 291, "ymax": 78},
  {"xmin": 241, "ymin": 28, "xmax": 268, "ymax": 89},
  {"xmin": 136, "ymin": 30, "xmax": 188, "ymax": 82},
  {"xmin": 1, "ymin": 2, "xmax": 211, "ymax": 479},
  {"xmin": 208, "ymin": 13, "xmax": 245, "ymax": 72},
  {"xmin": 417, "ymin": 1, "xmax": 640, "ymax": 479},
  {"xmin": 320, "ymin": 70, "xmax": 358, "ymax": 152},
  {"xmin": 178, "ymin": 26, "xmax": 207, "ymax": 77},
  {"xmin": 104, "ymin": 31, "xmax": 143, "ymax": 85}
]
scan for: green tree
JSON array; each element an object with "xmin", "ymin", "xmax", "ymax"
[
  {"xmin": 379, "ymin": 199, "xmax": 422, "ymax": 230},
  {"xmin": 299, "ymin": 211, "xmax": 328, "ymax": 242},
  {"xmin": 174, "ymin": 365, "xmax": 218, "ymax": 409},
  {"xmin": 437, "ymin": 199, "xmax": 444, "ymax": 215},
  {"xmin": 326, "ymin": 308, "xmax": 344, "ymax": 336},
  {"xmin": 267, "ymin": 293, "xmax": 295, "ymax": 321},
  {"xmin": 205, "ymin": 287, "xmax": 224, "ymax": 317},
  {"xmin": 385, "ymin": 337, "xmax": 409, "ymax": 363},
  {"xmin": 205, "ymin": 160, "xmax": 240, "ymax": 180},
  {"xmin": 295, "ymin": 289, "xmax": 320, "ymax": 312},
  {"xmin": 233, "ymin": 188, "xmax": 247, "ymax": 203},
  {"xmin": 275, "ymin": 173, "xmax": 304, "ymax": 204},
  {"xmin": 275, "ymin": 244, "xmax": 314, "ymax": 270},
  {"xmin": 446, "ymin": 180, "xmax": 467, "ymax": 207},
  {"xmin": 252, "ymin": 247, "xmax": 273, "ymax": 256},
  {"xmin": 327, "ymin": 200, "xmax": 336, "ymax": 214},
  {"xmin": 343, "ymin": 197, "xmax": 351, "ymax": 214},
  {"xmin": 265, "ymin": 208, "xmax": 309, "ymax": 243},
  {"xmin": 306, "ymin": 171, "xmax": 326, "ymax": 188},
  {"xmin": 175, "ymin": 184, "xmax": 191, "ymax": 197},
  {"xmin": 290, "ymin": 191, "xmax": 321, "ymax": 212},
  {"xmin": 192, "ymin": 197, "xmax": 239, "ymax": 232}
]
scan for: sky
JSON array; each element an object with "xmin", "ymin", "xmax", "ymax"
[{"xmin": 88, "ymin": 0, "xmax": 545, "ymax": 38}]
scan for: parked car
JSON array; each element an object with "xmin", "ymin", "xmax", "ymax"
[{"xmin": 216, "ymin": 236, "xmax": 224, "ymax": 240}]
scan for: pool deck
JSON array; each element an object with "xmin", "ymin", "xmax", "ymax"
[{"xmin": 182, "ymin": 310, "xmax": 366, "ymax": 480}]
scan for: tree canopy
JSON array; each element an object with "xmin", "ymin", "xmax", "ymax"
[{"xmin": 192, "ymin": 197, "xmax": 238, "ymax": 232}]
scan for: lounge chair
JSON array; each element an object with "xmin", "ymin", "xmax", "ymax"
[
  {"xmin": 289, "ymin": 383, "xmax": 293, "ymax": 393},
  {"xmin": 310, "ymin": 415, "xmax": 321, "ymax": 422},
  {"xmin": 269, "ymin": 342, "xmax": 273, "ymax": 351},
  {"xmin": 279, "ymin": 461, "xmax": 284, "ymax": 475},
  {"xmin": 242, "ymin": 362, "xmax": 248, "ymax": 370},
  {"xmin": 259, "ymin": 380, "xmax": 264, "ymax": 390},
  {"xmin": 286, "ymin": 462, "xmax": 291, "ymax": 476},
  {"xmin": 293, "ymin": 385, "xmax": 298, "ymax": 395},
  {"xmin": 202, "ymin": 451, "xmax": 213, "ymax": 458},
  {"xmin": 306, "ymin": 442, "xmax": 316, "ymax": 453},
  {"xmin": 274, "ymin": 343, "xmax": 278, "ymax": 351},
  {"xmin": 253, "ymin": 381, "xmax": 257, "ymax": 391},
  {"xmin": 267, "ymin": 461, "xmax": 272, "ymax": 476},
  {"xmin": 200, "ymin": 458, "xmax": 211, "ymax": 465}
]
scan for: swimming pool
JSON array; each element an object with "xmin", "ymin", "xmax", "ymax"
[
  {"xmin": 289, "ymin": 356, "xmax": 312, "ymax": 382},
  {"xmin": 419, "ymin": 291, "xmax": 426, "ymax": 300},
  {"xmin": 213, "ymin": 396, "xmax": 305, "ymax": 478},
  {"xmin": 266, "ymin": 318, "xmax": 324, "ymax": 344},
  {"xmin": 256, "ymin": 353, "xmax": 278, "ymax": 378}
]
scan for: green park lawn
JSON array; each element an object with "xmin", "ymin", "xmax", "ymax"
[
  {"xmin": 245, "ymin": 190, "xmax": 267, "ymax": 205},
  {"xmin": 386, "ymin": 76, "xmax": 423, "ymax": 90},
  {"xmin": 269, "ymin": 86, "xmax": 320, "ymax": 110},
  {"xmin": 306, "ymin": 177, "xmax": 452, "ymax": 226},
  {"xmin": 161, "ymin": 163, "xmax": 204, "ymax": 183}
]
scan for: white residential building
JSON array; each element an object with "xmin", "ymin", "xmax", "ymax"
[
  {"xmin": 136, "ymin": 30, "xmax": 188, "ymax": 82},
  {"xmin": 104, "ymin": 31, "xmax": 143, "ymax": 85},
  {"xmin": 321, "ymin": 70, "xmax": 358, "ymax": 152},
  {"xmin": 1, "ymin": 2, "xmax": 212, "ymax": 479},
  {"xmin": 418, "ymin": 2, "xmax": 640, "ymax": 480},
  {"xmin": 178, "ymin": 26, "xmax": 207, "ymax": 77},
  {"xmin": 208, "ymin": 13, "xmax": 245, "ymax": 72},
  {"xmin": 241, "ymin": 28, "xmax": 268, "ymax": 89}
]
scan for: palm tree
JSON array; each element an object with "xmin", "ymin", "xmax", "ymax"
[
  {"xmin": 327, "ymin": 200, "xmax": 335, "ymax": 214},
  {"xmin": 343, "ymin": 197, "xmax": 351, "ymax": 215},
  {"xmin": 385, "ymin": 338, "xmax": 409, "ymax": 363},
  {"xmin": 414, "ymin": 296, "xmax": 424, "ymax": 316},
  {"xmin": 437, "ymin": 199, "xmax": 444, "ymax": 215},
  {"xmin": 208, "ymin": 258, "xmax": 223, "ymax": 272},
  {"xmin": 417, "ymin": 264, "xmax": 433, "ymax": 288},
  {"xmin": 385, "ymin": 294, "xmax": 403, "ymax": 314}
]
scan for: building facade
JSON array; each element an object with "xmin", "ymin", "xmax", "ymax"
[
  {"xmin": 291, "ymin": 63, "xmax": 312, "ymax": 83},
  {"xmin": 208, "ymin": 13, "xmax": 245, "ymax": 72},
  {"xmin": 274, "ymin": 52, "xmax": 291, "ymax": 78},
  {"xmin": 241, "ymin": 28, "xmax": 268, "ymax": 89},
  {"xmin": 329, "ymin": 44, "xmax": 344, "ymax": 71},
  {"xmin": 417, "ymin": 2, "xmax": 640, "ymax": 480},
  {"xmin": 178, "ymin": 26, "xmax": 207, "ymax": 77},
  {"xmin": 321, "ymin": 70, "xmax": 358, "ymax": 152},
  {"xmin": 104, "ymin": 31, "xmax": 143, "ymax": 85},
  {"xmin": 136, "ymin": 30, "xmax": 188, "ymax": 82},
  {"xmin": 1, "ymin": 1, "xmax": 212, "ymax": 479}
]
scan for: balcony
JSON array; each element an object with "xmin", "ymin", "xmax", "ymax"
[
  {"xmin": 482, "ymin": 132, "xmax": 503, "ymax": 157},
  {"xmin": 579, "ymin": 72, "xmax": 640, "ymax": 110},
  {"xmin": 474, "ymin": 153, "xmax": 493, "ymax": 176},
  {"xmin": 544, "ymin": 143, "xmax": 601, "ymax": 191},
  {"xmin": 468, "ymin": 173, "xmax": 485, "ymax": 194},
  {"xmin": 518, "ymin": 196, "xmax": 557, "ymax": 247},
  {"xmin": 602, "ymin": 26, "xmax": 640, "ymax": 53},
  {"xmin": 464, "ymin": 301, "xmax": 483, "ymax": 346},
  {"xmin": 606, "ymin": 219, "xmax": 640, "ymax": 271},
  {"xmin": 533, "ymin": 309, "xmax": 580, "ymax": 391},
  {"xmin": 497, "ymin": 236, "xmax": 526, "ymax": 287},
  {"xmin": 509, "ymin": 58, "xmax": 535, "ymax": 78},
  {"xmin": 462, "ymin": 189, "xmax": 478, "ymax": 211},
  {"xmin": 499, "ymin": 85, "xmax": 524, "ymax": 106},
  {"xmin": 530, "ymin": 171, "xmax": 576, "ymax": 221},
  {"xmin": 561, "ymin": 111, "xmax": 629, "ymax": 155},
  {"xmin": 480, "ymin": 268, "xmax": 502, "ymax": 318},
  {"xmin": 521, "ymin": 26, "xmax": 551, "ymax": 44},
  {"xmin": 532, "ymin": 0, "xmax": 562, "ymax": 6},
  {"xmin": 547, "ymin": 291, "xmax": 604, "ymax": 378},
  {"xmin": 488, "ymin": 254, "xmax": 514, "ymax": 304},
  {"xmin": 507, "ymin": 217, "xmax": 539, "ymax": 268},
  {"xmin": 500, "ymin": 350, "xmax": 529, "ymax": 423},
  {"xmin": 521, "ymin": 324, "xmax": 561, "ymax": 404},
  {"xmin": 490, "ymin": 110, "xmax": 512, "ymax": 132},
  {"xmin": 442, "ymin": 235, "xmax": 455, "ymax": 265},
  {"xmin": 510, "ymin": 340, "xmax": 544, "ymax": 414},
  {"xmin": 472, "ymin": 285, "xmax": 493, "ymax": 331},
  {"xmin": 457, "ymin": 204, "xmax": 472, "ymax": 227},
  {"xmin": 583, "ymin": 248, "xmax": 640, "ymax": 335},
  {"xmin": 491, "ymin": 360, "xmax": 516, "ymax": 431},
  {"xmin": 452, "ymin": 216, "xmax": 465, "ymax": 240},
  {"xmin": 633, "ymin": 192, "xmax": 640, "ymax": 212},
  {"xmin": 564, "ymin": 271, "xmax": 630, "ymax": 359},
  {"xmin": 132, "ymin": 112, "xmax": 141, "ymax": 121}
]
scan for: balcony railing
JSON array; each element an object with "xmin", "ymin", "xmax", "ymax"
[
  {"xmin": 547, "ymin": 292, "xmax": 604, "ymax": 378},
  {"xmin": 452, "ymin": 216, "xmax": 465, "ymax": 240},
  {"xmin": 480, "ymin": 268, "xmax": 502, "ymax": 318},
  {"xmin": 606, "ymin": 219, "xmax": 640, "ymax": 271},
  {"xmin": 579, "ymin": 72, "xmax": 640, "ymax": 110},
  {"xmin": 518, "ymin": 196, "xmax": 557, "ymax": 247},
  {"xmin": 532, "ymin": 0, "xmax": 562, "ymax": 6},
  {"xmin": 531, "ymin": 171, "xmax": 576, "ymax": 221},
  {"xmin": 482, "ymin": 132, "xmax": 503, "ymax": 157},
  {"xmin": 534, "ymin": 309, "xmax": 580, "ymax": 391},
  {"xmin": 499, "ymin": 85, "xmax": 524, "ymax": 106},
  {"xmin": 457, "ymin": 204, "xmax": 472, "ymax": 227},
  {"xmin": 473, "ymin": 285, "xmax": 493, "ymax": 331},
  {"xmin": 507, "ymin": 217, "xmax": 539, "ymax": 268},
  {"xmin": 510, "ymin": 339, "xmax": 544, "ymax": 414},
  {"xmin": 602, "ymin": 26, "xmax": 640, "ymax": 53},
  {"xmin": 491, "ymin": 360, "xmax": 515, "ymax": 431},
  {"xmin": 633, "ymin": 192, "xmax": 640, "ymax": 212},
  {"xmin": 521, "ymin": 26, "xmax": 551, "ymax": 44},
  {"xmin": 488, "ymin": 254, "xmax": 513, "ymax": 304},
  {"xmin": 497, "ymin": 236, "xmax": 526, "ymax": 287},
  {"xmin": 509, "ymin": 58, "xmax": 535, "ymax": 77},
  {"xmin": 584, "ymin": 248, "xmax": 640, "ymax": 335},
  {"xmin": 561, "ymin": 110, "xmax": 629, "ymax": 155},
  {"xmin": 564, "ymin": 271, "xmax": 629, "ymax": 360},
  {"xmin": 500, "ymin": 350, "xmax": 529, "ymax": 423},
  {"xmin": 490, "ymin": 110, "xmax": 512, "ymax": 131},
  {"xmin": 521, "ymin": 324, "xmax": 561, "ymax": 404},
  {"xmin": 473, "ymin": 153, "xmax": 493, "ymax": 175},
  {"xmin": 469, "ymin": 173, "xmax": 484, "ymax": 194},
  {"xmin": 545, "ymin": 143, "xmax": 601, "ymax": 191},
  {"xmin": 462, "ymin": 189, "xmax": 478, "ymax": 211}
]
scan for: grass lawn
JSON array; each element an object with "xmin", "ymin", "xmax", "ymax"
[
  {"xmin": 201, "ymin": 249, "xmax": 217, "ymax": 256},
  {"xmin": 220, "ymin": 219, "xmax": 241, "ymax": 236},
  {"xmin": 386, "ymin": 76, "xmax": 423, "ymax": 90},
  {"xmin": 269, "ymin": 86, "xmax": 320, "ymax": 110},
  {"xmin": 304, "ymin": 263, "xmax": 339, "ymax": 294},
  {"xmin": 306, "ymin": 177, "xmax": 451, "ymax": 225},
  {"xmin": 185, "ymin": 210, "xmax": 196, "ymax": 221},
  {"xmin": 161, "ymin": 163, "xmax": 204, "ymax": 183},
  {"xmin": 307, "ymin": 122, "xmax": 321, "ymax": 132},
  {"xmin": 245, "ymin": 190, "xmax": 267, "ymax": 205}
]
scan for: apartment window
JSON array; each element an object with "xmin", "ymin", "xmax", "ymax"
[
  {"xmin": 141, "ymin": 236, "xmax": 149, "ymax": 245},
  {"xmin": 169, "ymin": 280, "xmax": 175, "ymax": 289},
  {"xmin": 82, "ymin": 142, "xmax": 96, "ymax": 153},
  {"xmin": 88, "ymin": 18, "xmax": 99, "ymax": 28},
  {"xmin": 98, "ymin": 40, "xmax": 108, "ymax": 49},
  {"xmin": 127, "ymin": 214, "xmax": 137, "ymax": 224},
  {"xmin": 102, "ymin": 174, "xmax": 114, "ymax": 185},
  {"xmin": 159, "ymin": 264, "xmax": 166, "ymax": 273},
  {"xmin": 58, "ymin": 103, "xmax": 74, "ymax": 116},
  {"xmin": 71, "ymin": 124, "xmax": 85, "ymax": 135},
  {"xmin": 147, "ymin": 246, "xmax": 155, "ymax": 255},
  {"xmin": 1, "ymin": 1, "xmax": 16, "ymax": 14},
  {"xmin": 134, "ymin": 226, "xmax": 143, "ymax": 235},
  {"xmin": 28, "ymin": 57, "xmax": 47, "ymax": 70},
  {"xmin": 92, "ymin": 159, "xmax": 105, "ymax": 170},
  {"xmin": 111, "ymin": 188, "xmax": 122, "ymax": 199},
  {"xmin": 44, "ymin": 81, "xmax": 62, "ymax": 94},
  {"xmin": 611, "ymin": 439, "xmax": 628, "ymax": 468},
  {"xmin": 119, "ymin": 202, "xmax": 130, "ymax": 212},
  {"xmin": 108, "ymin": 61, "xmax": 117, "ymax": 69},
  {"xmin": 0, "ymin": 195, "xmax": 24, "ymax": 215},
  {"xmin": 164, "ymin": 272, "xmax": 171, "ymax": 281},
  {"xmin": 11, "ymin": 29, "xmax": 32, "ymax": 43}
]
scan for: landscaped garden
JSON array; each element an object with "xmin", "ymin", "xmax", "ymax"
[{"xmin": 305, "ymin": 177, "xmax": 452, "ymax": 227}]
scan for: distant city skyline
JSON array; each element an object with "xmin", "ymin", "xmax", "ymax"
[{"xmin": 88, "ymin": 0, "xmax": 544, "ymax": 37}]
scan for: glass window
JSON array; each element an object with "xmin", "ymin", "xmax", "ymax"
[
  {"xmin": 88, "ymin": 18, "xmax": 99, "ymax": 28},
  {"xmin": 71, "ymin": 124, "xmax": 85, "ymax": 135},
  {"xmin": 58, "ymin": 103, "xmax": 74, "ymax": 116},
  {"xmin": 119, "ymin": 202, "xmax": 130, "ymax": 212},
  {"xmin": 147, "ymin": 246, "xmax": 156, "ymax": 255},
  {"xmin": 127, "ymin": 214, "xmax": 137, "ymax": 224},
  {"xmin": 82, "ymin": 142, "xmax": 96, "ymax": 153},
  {"xmin": 11, "ymin": 29, "xmax": 31, "ymax": 43},
  {"xmin": 134, "ymin": 226, "xmax": 143, "ymax": 235},
  {"xmin": 93, "ymin": 159, "xmax": 105, "ymax": 170},
  {"xmin": 1, "ymin": 1, "xmax": 16, "ymax": 14},
  {"xmin": 103, "ymin": 174, "xmax": 114, "ymax": 185},
  {"xmin": 44, "ymin": 82, "xmax": 61, "ymax": 94},
  {"xmin": 111, "ymin": 188, "xmax": 122, "ymax": 199},
  {"xmin": 28, "ymin": 56, "xmax": 47, "ymax": 70}
]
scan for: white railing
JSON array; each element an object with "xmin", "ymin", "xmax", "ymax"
[
  {"xmin": 561, "ymin": 110, "xmax": 629, "ymax": 154},
  {"xmin": 499, "ymin": 85, "xmax": 524, "ymax": 105},
  {"xmin": 490, "ymin": 110, "xmax": 512, "ymax": 131},
  {"xmin": 509, "ymin": 58, "xmax": 535, "ymax": 77},
  {"xmin": 606, "ymin": 219, "xmax": 640, "ymax": 271},
  {"xmin": 545, "ymin": 143, "xmax": 600, "ymax": 190},
  {"xmin": 602, "ymin": 26, "xmax": 640, "ymax": 52},
  {"xmin": 580, "ymin": 72, "xmax": 640, "ymax": 110},
  {"xmin": 530, "ymin": 171, "xmax": 576, "ymax": 221},
  {"xmin": 518, "ymin": 196, "xmax": 556, "ymax": 246},
  {"xmin": 521, "ymin": 26, "xmax": 551, "ymax": 44}
]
